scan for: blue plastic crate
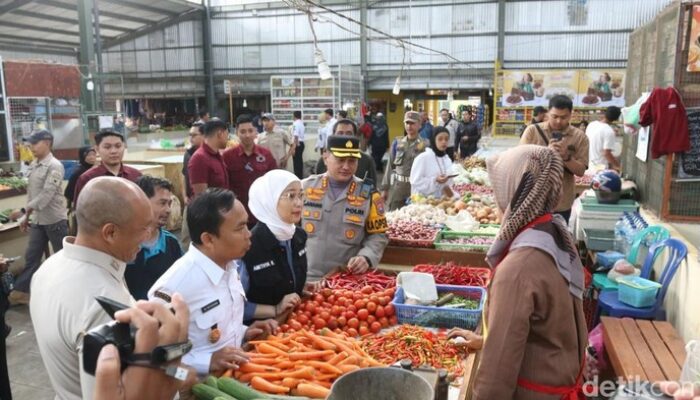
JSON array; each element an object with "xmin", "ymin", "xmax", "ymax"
[
  {"xmin": 617, "ymin": 276, "xmax": 661, "ymax": 308},
  {"xmin": 392, "ymin": 284, "xmax": 485, "ymax": 330}
]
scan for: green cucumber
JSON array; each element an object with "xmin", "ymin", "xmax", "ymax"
[
  {"xmin": 205, "ymin": 376, "xmax": 219, "ymax": 387},
  {"xmin": 192, "ymin": 383, "xmax": 236, "ymax": 400},
  {"xmin": 218, "ymin": 376, "xmax": 271, "ymax": 400}
]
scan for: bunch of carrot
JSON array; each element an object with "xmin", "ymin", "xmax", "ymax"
[{"xmin": 225, "ymin": 328, "xmax": 384, "ymax": 399}]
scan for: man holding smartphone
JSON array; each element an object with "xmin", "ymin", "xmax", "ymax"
[{"xmin": 520, "ymin": 95, "xmax": 589, "ymax": 223}]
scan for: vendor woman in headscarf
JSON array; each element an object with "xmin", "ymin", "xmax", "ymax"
[
  {"xmin": 409, "ymin": 126, "xmax": 455, "ymax": 198},
  {"xmin": 239, "ymin": 170, "xmax": 306, "ymax": 323},
  {"xmin": 450, "ymin": 145, "xmax": 587, "ymax": 400}
]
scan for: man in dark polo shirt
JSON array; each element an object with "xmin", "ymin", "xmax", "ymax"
[
  {"xmin": 125, "ymin": 175, "xmax": 182, "ymax": 300},
  {"xmin": 73, "ymin": 129, "xmax": 141, "ymax": 207},
  {"xmin": 188, "ymin": 118, "xmax": 230, "ymax": 195},
  {"xmin": 223, "ymin": 114, "xmax": 277, "ymax": 227}
]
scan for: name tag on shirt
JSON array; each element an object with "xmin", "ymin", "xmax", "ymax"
[
  {"xmin": 201, "ymin": 299, "xmax": 220, "ymax": 313},
  {"xmin": 253, "ymin": 261, "xmax": 275, "ymax": 271}
]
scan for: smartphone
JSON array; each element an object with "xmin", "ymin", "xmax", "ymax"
[
  {"xmin": 446, "ymin": 174, "xmax": 459, "ymax": 178},
  {"xmin": 551, "ymin": 132, "xmax": 563, "ymax": 142}
]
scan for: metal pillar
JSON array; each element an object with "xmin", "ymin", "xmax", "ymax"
[
  {"xmin": 360, "ymin": 0, "xmax": 368, "ymax": 100},
  {"xmin": 93, "ymin": 0, "xmax": 105, "ymax": 111},
  {"xmin": 78, "ymin": 0, "xmax": 97, "ymax": 113},
  {"xmin": 497, "ymin": 0, "xmax": 505, "ymax": 64},
  {"xmin": 202, "ymin": 0, "xmax": 216, "ymax": 117}
]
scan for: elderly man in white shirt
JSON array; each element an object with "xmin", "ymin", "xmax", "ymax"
[
  {"xmin": 149, "ymin": 188, "xmax": 277, "ymax": 376},
  {"xmin": 30, "ymin": 177, "xmax": 154, "ymax": 400}
]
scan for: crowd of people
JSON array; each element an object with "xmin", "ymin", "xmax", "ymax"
[{"xmin": 0, "ymin": 97, "xmax": 649, "ymax": 400}]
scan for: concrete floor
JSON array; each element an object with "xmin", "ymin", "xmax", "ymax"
[{"xmin": 5, "ymin": 304, "xmax": 55, "ymax": 399}]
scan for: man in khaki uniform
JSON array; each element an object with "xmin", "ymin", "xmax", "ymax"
[
  {"xmin": 382, "ymin": 111, "xmax": 429, "ymax": 211},
  {"xmin": 520, "ymin": 95, "xmax": 589, "ymax": 222},
  {"xmin": 10, "ymin": 130, "xmax": 67, "ymax": 305},
  {"xmin": 302, "ymin": 135, "xmax": 389, "ymax": 281},
  {"xmin": 258, "ymin": 113, "xmax": 295, "ymax": 169}
]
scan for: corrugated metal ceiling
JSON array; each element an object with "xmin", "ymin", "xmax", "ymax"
[{"xmin": 0, "ymin": 0, "xmax": 202, "ymax": 53}]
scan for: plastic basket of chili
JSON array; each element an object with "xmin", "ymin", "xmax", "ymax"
[
  {"xmin": 412, "ymin": 264, "xmax": 491, "ymax": 288},
  {"xmin": 392, "ymin": 284, "xmax": 486, "ymax": 330}
]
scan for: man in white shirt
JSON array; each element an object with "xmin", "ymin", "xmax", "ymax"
[
  {"xmin": 148, "ymin": 188, "xmax": 277, "ymax": 376},
  {"xmin": 292, "ymin": 110, "xmax": 306, "ymax": 178},
  {"xmin": 30, "ymin": 177, "xmax": 154, "ymax": 400},
  {"xmin": 315, "ymin": 108, "xmax": 336, "ymax": 154},
  {"xmin": 586, "ymin": 106, "xmax": 621, "ymax": 171}
]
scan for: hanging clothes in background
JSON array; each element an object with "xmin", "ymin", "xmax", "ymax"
[{"xmin": 639, "ymin": 87, "xmax": 690, "ymax": 159}]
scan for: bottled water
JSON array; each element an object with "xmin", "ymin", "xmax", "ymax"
[{"xmin": 614, "ymin": 213, "xmax": 627, "ymax": 253}]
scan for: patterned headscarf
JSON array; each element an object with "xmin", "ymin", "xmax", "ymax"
[{"xmin": 485, "ymin": 145, "xmax": 584, "ymax": 299}]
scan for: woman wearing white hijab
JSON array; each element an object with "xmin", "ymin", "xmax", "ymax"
[{"xmin": 239, "ymin": 169, "xmax": 307, "ymax": 322}]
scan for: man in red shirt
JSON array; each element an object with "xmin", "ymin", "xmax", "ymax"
[
  {"xmin": 188, "ymin": 119, "xmax": 230, "ymax": 196},
  {"xmin": 73, "ymin": 129, "xmax": 141, "ymax": 207},
  {"xmin": 223, "ymin": 114, "xmax": 277, "ymax": 227}
]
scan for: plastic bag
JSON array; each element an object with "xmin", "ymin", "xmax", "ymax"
[
  {"xmin": 444, "ymin": 210, "xmax": 480, "ymax": 232},
  {"xmin": 584, "ymin": 323, "xmax": 607, "ymax": 380},
  {"xmin": 607, "ymin": 259, "xmax": 640, "ymax": 282},
  {"xmin": 681, "ymin": 340, "xmax": 700, "ymax": 385}
]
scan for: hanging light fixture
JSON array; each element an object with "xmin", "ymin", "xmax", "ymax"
[
  {"xmin": 242, "ymin": 98, "xmax": 248, "ymax": 108},
  {"xmin": 392, "ymin": 76, "xmax": 401, "ymax": 95},
  {"xmin": 446, "ymin": 90, "xmax": 454, "ymax": 102},
  {"xmin": 315, "ymin": 49, "xmax": 332, "ymax": 80}
]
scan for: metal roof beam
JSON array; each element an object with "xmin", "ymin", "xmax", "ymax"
[
  {"xmin": 0, "ymin": 41, "xmax": 77, "ymax": 56},
  {"xmin": 36, "ymin": 0, "xmax": 157, "ymax": 25},
  {"xmin": 0, "ymin": 20, "xmax": 88, "ymax": 38},
  {"xmin": 0, "ymin": 33, "xmax": 78, "ymax": 47},
  {"xmin": 0, "ymin": 0, "xmax": 35, "ymax": 17},
  {"xmin": 11, "ymin": 9, "xmax": 132, "ymax": 32},
  {"xmin": 99, "ymin": 0, "xmax": 180, "ymax": 17},
  {"xmin": 103, "ymin": 9, "xmax": 201, "ymax": 49}
]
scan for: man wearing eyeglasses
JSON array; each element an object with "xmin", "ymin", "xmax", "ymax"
[{"xmin": 301, "ymin": 135, "xmax": 389, "ymax": 282}]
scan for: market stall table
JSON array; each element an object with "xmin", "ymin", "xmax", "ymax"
[
  {"xmin": 123, "ymin": 154, "xmax": 184, "ymax": 206},
  {"xmin": 601, "ymin": 316, "xmax": 686, "ymax": 382}
]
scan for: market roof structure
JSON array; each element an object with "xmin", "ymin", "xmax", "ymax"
[{"xmin": 0, "ymin": 0, "xmax": 203, "ymax": 56}]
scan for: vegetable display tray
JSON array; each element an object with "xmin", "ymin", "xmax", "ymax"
[
  {"xmin": 433, "ymin": 231, "xmax": 493, "ymax": 252},
  {"xmin": 392, "ymin": 284, "xmax": 486, "ymax": 330},
  {"xmin": 442, "ymin": 224, "xmax": 501, "ymax": 237},
  {"xmin": 412, "ymin": 264, "xmax": 492, "ymax": 288},
  {"xmin": 389, "ymin": 231, "xmax": 439, "ymax": 248}
]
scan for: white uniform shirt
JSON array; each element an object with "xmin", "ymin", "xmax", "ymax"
[
  {"xmin": 585, "ymin": 120, "xmax": 616, "ymax": 170},
  {"xmin": 293, "ymin": 119, "xmax": 306, "ymax": 141},
  {"xmin": 148, "ymin": 245, "xmax": 247, "ymax": 375},
  {"xmin": 409, "ymin": 147, "xmax": 454, "ymax": 198},
  {"xmin": 30, "ymin": 237, "xmax": 134, "ymax": 400},
  {"xmin": 316, "ymin": 117, "xmax": 336, "ymax": 150}
]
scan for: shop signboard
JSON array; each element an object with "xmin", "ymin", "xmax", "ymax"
[
  {"xmin": 498, "ymin": 69, "xmax": 627, "ymax": 108},
  {"xmin": 499, "ymin": 70, "xmax": 578, "ymax": 107},
  {"xmin": 577, "ymin": 70, "xmax": 626, "ymax": 107}
]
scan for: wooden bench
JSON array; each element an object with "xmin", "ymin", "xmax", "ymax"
[{"xmin": 601, "ymin": 317, "xmax": 687, "ymax": 382}]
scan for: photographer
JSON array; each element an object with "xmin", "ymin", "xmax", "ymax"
[
  {"xmin": 148, "ymin": 188, "xmax": 278, "ymax": 376},
  {"xmin": 92, "ymin": 296, "xmax": 194, "ymax": 400}
]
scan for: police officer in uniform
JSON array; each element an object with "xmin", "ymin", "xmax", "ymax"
[
  {"xmin": 301, "ymin": 135, "xmax": 389, "ymax": 282},
  {"xmin": 381, "ymin": 111, "xmax": 428, "ymax": 211}
]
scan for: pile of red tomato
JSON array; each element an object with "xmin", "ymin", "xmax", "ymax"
[{"xmin": 281, "ymin": 286, "xmax": 398, "ymax": 337}]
